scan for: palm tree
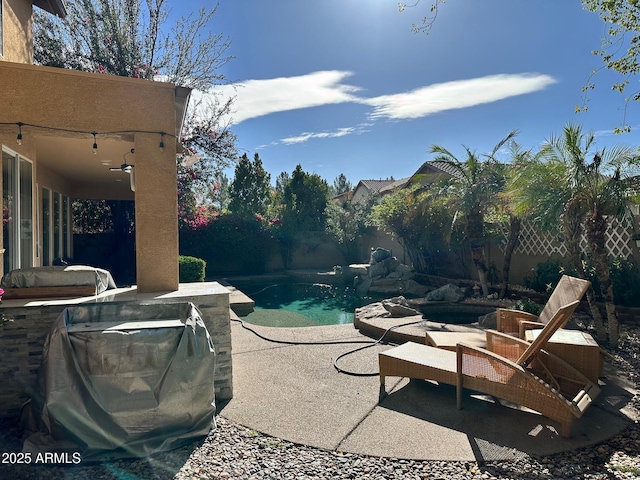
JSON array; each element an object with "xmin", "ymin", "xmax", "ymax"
[
  {"xmin": 579, "ymin": 149, "xmax": 639, "ymax": 347},
  {"xmin": 510, "ymin": 123, "xmax": 638, "ymax": 347},
  {"xmin": 429, "ymin": 130, "xmax": 517, "ymax": 296},
  {"xmin": 497, "ymin": 141, "xmax": 537, "ymax": 299}
]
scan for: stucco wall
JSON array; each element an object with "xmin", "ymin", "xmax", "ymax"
[
  {"xmin": 2, "ymin": 0, "xmax": 34, "ymax": 64},
  {"xmin": 0, "ymin": 62, "xmax": 182, "ymax": 292},
  {"xmin": 0, "ymin": 62, "xmax": 177, "ymax": 133}
]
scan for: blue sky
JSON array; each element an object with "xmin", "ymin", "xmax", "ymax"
[{"xmin": 173, "ymin": 0, "xmax": 637, "ymax": 185}]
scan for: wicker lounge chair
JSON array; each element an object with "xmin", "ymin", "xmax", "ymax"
[
  {"xmin": 379, "ymin": 300, "xmax": 600, "ymax": 437},
  {"xmin": 497, "ymin": 275, "xmax": 590, "ymax": 337}
]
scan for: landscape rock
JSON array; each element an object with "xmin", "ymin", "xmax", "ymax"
[
  {"xmin": 395, "ymin": 264, "xmax": 414, "ymax": 280},
  {"xmin": 355, "ymin": 278, "xmax": 372, "ymax": 296},
  {"xmin": 369, "ymin": 247, "xmax": 392, "ymax": 264},
  {"xmin": 478, "ymin": 311, "xmax": 497, "ymax": 329},
  {"xmin": 368, "ymin": 279, "xmax": 429, "ymax": 296},
  {"xmin": 368, "ymin": 256, "xmax": 401, "ymax": 280},
  {"xmin": 425, "ymin": 283, "xmax": 466, "ymax": 303},
  {"xmin": 348, "ymin": 264, "xmax": 369, "ymax": 277},
  {"xmin": 382, "ymin": 296, "xmax": 422, "ymax": 317}
]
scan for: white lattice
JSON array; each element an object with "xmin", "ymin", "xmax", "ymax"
[{"xmin": 497, "ymin": 216, "xmax": 635, "ymax": 259}]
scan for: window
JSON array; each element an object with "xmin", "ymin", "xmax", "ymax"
[
  {"xmin": 40, "ymin": 188, "xmax": 71, "ymax": 265},
  {"xmin": 42, "ymin": 187, "xmax": 51, "ymax": 265},
  {"xmin": 3, "ymin": 149, "xmax": 33, "ymax": 274}
]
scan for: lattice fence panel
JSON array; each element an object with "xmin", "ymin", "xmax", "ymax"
[{"xmin": 497, "ymin": 217, "xmax": 635, "ymax": 259}]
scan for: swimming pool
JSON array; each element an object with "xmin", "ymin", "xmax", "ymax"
[
  {"xmin": 235, "ymin": 281, "xmax": 492, "ymax": 327},
  {"xmin": 238, "ymin": 282, "xmax": 381, "ymax": 327}
]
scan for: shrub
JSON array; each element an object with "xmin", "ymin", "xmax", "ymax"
[
  {"xmin": 527, "ymin": 256, "xmax": 640, "ymax": 307},
  {"xmin": 514, "ymin": 297, "xmax": 543, "ymax": 316},
  {"xmin": 524, "ymin": 259, "xmax": 576, "ymax": 293},
  {"xmin": 609, "ymin": 257, "xmax": 640, "ymax": 307},
  {"xmin": 179, "ymin": 255, "xmax": 206, "ymax": 282},
  {"xmin": 180, "ymin": 213, "xmax": 275, "ymax": 275}
]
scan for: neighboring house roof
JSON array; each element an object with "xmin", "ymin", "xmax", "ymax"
[
  {"xmin": 379, "ymin": 177, "xmax": 411, "ymax": 195},
  {"xmin": 358, "ymin": 179, "xmax": 398, "ymax": 194},
  {"xmin": 412, "ymin": 160, "xmax": 465, "ymax": 180},
  {"xmin": 33, "ymin": 0, "xmax": 67, "ymax": 18},
  {"xmin": 331, "ymin": 190, "xmax": 352, "ymax": 203}
]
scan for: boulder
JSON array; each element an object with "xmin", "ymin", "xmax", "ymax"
[
  {"xmin": 356, "ymin": 277, "xmax": 372, "ymax": 296},
  {"xmin": 382, "ymin": 296, "xmax": 422, "ymax": 317},
  {"xmin": 368, "ymin": 256, "xmax": 401, "ymax": 280},
  {"xmin": 368, "ymin": 279, "xmax": 429, "ymax": 296},
  {"xmin": 425, "ymin": 283, "xmax": 466, "ymax": 303},
  {"xmin": 395, "ymin": 264, "xmax": 414, "ymax": 280},
  {"xmin": 348, "ymin": 264, "xmax": 369, "ymax": 277},
  {"xmin": 478, "ymin": 311, "xmax": 497, "ymax": 329},
  {"xmin": 400, "ymin": 279, "xmax": 429, "ymax": 296},
  {"xmin": 370, "ymin": 247, "xmax": 392, "ymax": 264}
]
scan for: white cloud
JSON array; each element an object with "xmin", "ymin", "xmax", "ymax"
[
  {"xmin": 361, "ymin": 73, "xmax": 557, "ymax": 120},
  {"xmin": 217, "ymin": 70, "xmax": 361, "ymax": 124},
  {"xmin": 201, "ymin": 71, "xmax": 557, "ymax": 147},
  {"xmin": 280, "ymin": 126, "xmax": 369, "ymax": 144}
]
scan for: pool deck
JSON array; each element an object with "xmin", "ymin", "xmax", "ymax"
[{"xmin": 221, "ymin": 316, "xmax": 639, "ymax": 461}]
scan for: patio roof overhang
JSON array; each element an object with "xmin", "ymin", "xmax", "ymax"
[
  {"xmin": 1, "ymin": 61, "xmax": 191, "ymax": 200},
  {"xmin": 33, "ymin": 0, "xmax": 67, "ymax": 18},
  {"xmin": 1, "ymin": 61, "xmax": 191, "ymax": 292}
]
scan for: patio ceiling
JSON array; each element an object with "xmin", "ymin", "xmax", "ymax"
[{"xmin": 35, "ymin": 135, "xmax": 138, "ymax": 200}]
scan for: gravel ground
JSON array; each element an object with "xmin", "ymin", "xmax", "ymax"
[{"xmin": 1, "ymin": 327, "xmax": 639, "ymax": 480}]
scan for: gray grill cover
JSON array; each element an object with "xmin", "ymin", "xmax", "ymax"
[{"xmin": 23, "ymin": 302, "xmax": 216, "ymax": 460}]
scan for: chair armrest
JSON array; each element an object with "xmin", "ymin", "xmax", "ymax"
[
  {"xmin": 485, "ymin": 330, "xmax": 529, "ymax": 362},
  {"xmin": 496, "ymin": 308, "xmax": 539, "ymax": 336},
  {"xmin": 518, "ymin": 320, "xmax": 545, "ymax": 338}
]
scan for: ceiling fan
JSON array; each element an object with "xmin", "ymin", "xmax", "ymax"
[{"xmin": 110, "ymin": 148, "xmax": 135, "ymax": 172}]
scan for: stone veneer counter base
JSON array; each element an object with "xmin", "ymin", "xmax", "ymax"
[{"xmin": 0, "ymin": 282, "xmax": 232, "ymax": 421}]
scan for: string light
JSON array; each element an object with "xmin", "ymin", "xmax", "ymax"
[{"xmin": 1, "ymin": 122, "xmax": 179, "ymax": 153}]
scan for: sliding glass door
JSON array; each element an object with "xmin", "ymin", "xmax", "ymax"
[{"xmin": 2, "ymin": 148, "xmax": 33, "ymax": 274}]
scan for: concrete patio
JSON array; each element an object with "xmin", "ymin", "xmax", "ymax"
[{"xmin": 221, "ymin": 319, "xmax": 638, "ymax": 462}]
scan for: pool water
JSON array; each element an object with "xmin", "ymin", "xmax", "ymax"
[
  {"xmin": 236, "ymin": 281, "xmax": 492, "ymax": 328},
  {"xmin": 239, "ymin": 282, "xmax": 381, "ymax": 328}
]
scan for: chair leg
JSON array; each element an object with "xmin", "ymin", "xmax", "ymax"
[
  {"xmin": 456, "ymin": 348, "xmax": 463, "ymax": 409},
  {"xmin": 560, "ymin": 421, "xmax": 572, "ymax": 438},
  {"xmin": 379, "ymin": 375, "xmax": 387, "ymax": 402}
]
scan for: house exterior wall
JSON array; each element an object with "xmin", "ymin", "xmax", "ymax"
[
  {"xmin": 2, "ymin": 0, "xmax": 34, "ymax": 64},
  {"xmin": 352, "ymin": 185, "xmax": 371, "ymax": 203},
  {"xmin": 0, "ymin": 61, "xmax": 181, "ymax": 291}
]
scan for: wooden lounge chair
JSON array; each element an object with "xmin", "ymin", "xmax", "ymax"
[
  {"xmin": 497, "ymin": 275, "xmax": 590, "ymax": 337},
  {"xmin": 379, "ymin": 300, "xmax": 600, "ymax": 437}
]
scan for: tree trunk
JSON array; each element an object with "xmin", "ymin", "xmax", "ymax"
[
  {"xmin": 586, "ymin": 212, "xmax": 619, "ymax": 347},
  {"xmin": 500, "ymin": 216, "xmax": 521, "ymax": 299},
  {"xmin": 563, "ymin": 200, "xmax": 606, "ymax": 340},
  {"xmin": 467, "ymin": 210, "xmax": 489, "ymax": 296}
]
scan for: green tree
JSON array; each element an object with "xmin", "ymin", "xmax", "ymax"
[
  {"xmin": 325, "ymin": 195, "xmax": 375, "ymax": 264},
  {"xmin": 282, "ymin": 165, "xmax": 330, "ymax": 232},
  {"xmin": 428, "ymin": 131, "xmax": 517, "ymax": 296},
  {"xmin": 493, "ymin": 141, "xmax": 538, "ymax": 299},
  {"xmin": 228, "ymin": 153, "xmax": 271, "ymax": 219},
  {"xmin": 330, "ymin": 173, "xmax": 353, "ymax": 197},
  {"xmin": 34, "ymin": 0, "xmax": 238, "ymax": 228},
  {"xmin": 273, "ymin": 165, "xmax": 329, "ymax": 267},
  {"xmin": 509, "ymin": 123, "xmax": 640, "ymax": 347},
  {"xmin": 371, "ymin": 183, "xmax": 455, "ymax": 274}
]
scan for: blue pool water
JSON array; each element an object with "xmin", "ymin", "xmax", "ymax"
[
  {"xmin": 238, "ymin": 282, "xmax": 381, "ymax": 327},
  {"xmin": 235, "ymin": 281, "xmax": 491, "ymax": 327}
]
